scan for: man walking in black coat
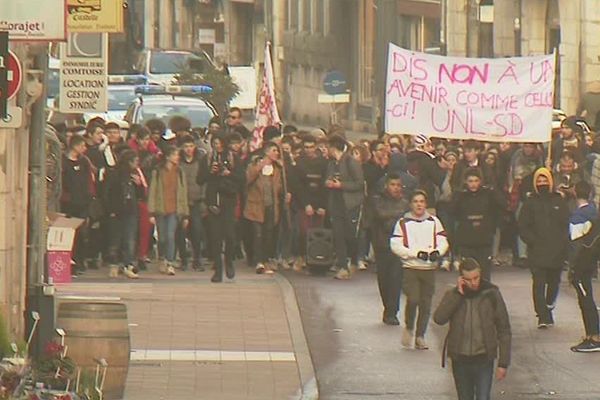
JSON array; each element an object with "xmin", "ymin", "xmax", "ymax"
[
  {"xmin": 518, "ymin": 167, "xmax": 570, "ymax": 328},
  {"xmin": 452, "ymin": 168, "xmax": 505, "ymax": 281},
  {"xmin": 371, "ymin": 173, "xmax": 409, "ymax": 325}
]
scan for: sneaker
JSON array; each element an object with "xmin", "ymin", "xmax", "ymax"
[
  {"xmin": 225, "ymin": 261, "xmax": 235, "ymax": 279},
  {"xmin": 440, "ymin": 259, "xmax": 451, "ymax": 271},
  {"xmin": 211, "ymin": 271, "xmax": 223, "ymax": 283},
  {"xmin": 358, "ymin": 260, "xmax": 368, "ymax": 271},
  {"xmin": 537, "ymin": 318, "xmax": 548, "ymax": 329},
  {"xmin": 167, "ymin": 265, "xmax": 176, "ymax": 276},
  {"xmin": 159, "ymin": 260, "xmax": 168, "ymax": 274},
  {"xmin": 491, "ymin": 257, "xmax": 502, "ymax": 267},
  {"xmin": 401, "ymin": 328, "xmax": 413, "ymax": 348},
  {"xmin": 108, "ymin": 265, "xmax": 119, "ymax": 278},
  {"xmin": 329, "ymin": 265, "xmax": 338, "ymax": 273},
  {"xmin": 334, "ymin": 269, "xmax": 351, "ymax": 280},
  {"xmin": 293, "ymin": 257, "xmax": 305, "ymax": 272},
  {"xmin": 571, "ymin": 338, "xmax": 600, "ymax": 353},
  {"xmin": 123, "ymin": 265, "xmax": 139, "ymax": 279},
  {"xmin": 415, "ymin": 337, "xmax": 429, "ymax": 350},
  {"xmin": 256, "ymin": 263, "xmax": 266, "ymax": 274},
  {"xmin": 383, "ymin": 315, "xmax": 400, "ymax": 326},
  {"xmin": 193, "ymin": 261, "xmax": 205, "ymax": 272},
  {"xmin": 452, "ymin": 260, "xmax": 461, "ymax": 272}
]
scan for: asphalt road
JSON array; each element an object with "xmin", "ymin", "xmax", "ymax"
[{"xmin": 283, "ymin": 265, "xmax": 600, "ymax": 400}]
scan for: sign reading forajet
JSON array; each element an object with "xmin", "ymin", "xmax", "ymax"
[
  {"xmin": 67, "ymin": 0, "xmax": 124, "ymax": 33},
  {"xmin": 59, "ymin": 33, "xmax": 108, "ymax": 113},
  {"xmin": 0, "ymin": 0, "xmax": 67, "ymax": 41}
]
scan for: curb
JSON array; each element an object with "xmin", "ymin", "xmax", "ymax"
[{"xmin": 274, "ymin": 274, "xmax": 319, "ymax": 400}]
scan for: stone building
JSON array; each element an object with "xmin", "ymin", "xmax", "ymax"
[{"xmin": 445, "ymin": 0, "xmax": 600, "ymax": 114}]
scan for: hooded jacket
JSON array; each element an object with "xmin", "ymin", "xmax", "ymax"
[
  {"xmin": 518, "ymin": 168, "xmax": 570, "ymax": 268},
  {"xmin": 390, "ymin": 211, "xmax": 449, "ymax": 270},
  {"xmin": 433, "ymin": 280, "xmax": 511, "ymax": 368}
]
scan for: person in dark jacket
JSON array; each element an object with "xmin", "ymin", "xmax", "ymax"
[
  {"xmin": 177, "ymin": 136, "xmax": 207, "ymax": 271},
  {"xmin": 451, "ymin": 140, "xmax": 497, "ymax": 191},
  {"xmin": 406, "ymin": 134, "xmax": 448, "ymax": 207},
  {"xmin": 452, "ymin": 168, "xmax": 506, "ymax": 281},
  {"xmin": 518, "ymin": 167, "xmax": 570, "ymax": 328},
  {"xmin": 371, "ymin": 173, "xmax": 409, "ymax": 325},
  {"xmin": 325, "ymin": 135, "xmax": 365, "ymax": 280},
  {"xmin": 103, "ymin": 150, "xmax": 144, "ymax": 278},
  {"xmin": 61, "ymin": 135, "xmax": 96, "ymax": 273},
  {"xmin": 434, "ymin": 258, "xmax": 511, "ymax": 400},
  {"xmin": 568, "ymin": 181, "xmax": 600, "ymax": 352},
  {"xmin": 292, "ymin": 135, "xmax": 328, "ymax": 270},
  {"xmin": 198, "ymin": 134, "xmax": 244, "ymax": 282}
]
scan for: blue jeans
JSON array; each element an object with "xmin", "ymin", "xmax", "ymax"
[
  {"xmin": 452, "ymin": 356, "xmax": 494, "ymax": 400},
  {"xmin": 156, "ymin": 213, "xmax": 178, "ymax": 262},
  {"xmin": 120, "ymin": 213, "xmax": 139, "ymax": 266}
]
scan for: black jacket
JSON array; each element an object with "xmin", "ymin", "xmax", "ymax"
[
  {"xmin": 434, "ymin": 281, "xmax": 511, "ymax": 368},
  {"xmin": 452, "ymin": 188, "xmax": 505, "ymax": 247},
  {"xmin": 103, "ymin": 169, "xmax": 144, "ymax": 216},
  {"xmin": 371, "ymin": 192, "xmax": 409, "ymax": 250},
  {"xmin": 292, "ymin": 154, "xmax": 328, "ymax": 211},
  {"xmin": 518, "ymin": 192, "xmax": 570, "ymax": 268},
  {"xmin": 407, "ymin": 150, "xmax": 445, "ymax": 204}
]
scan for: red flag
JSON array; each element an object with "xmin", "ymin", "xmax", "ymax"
[{"xmin": 251, "ymin": 42, "xmax": 281, "ymax": 151}]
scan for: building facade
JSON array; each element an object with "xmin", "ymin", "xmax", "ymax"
[{"xmin": 446, "ymin": 0, "xmax": 600, "ymax": 114}]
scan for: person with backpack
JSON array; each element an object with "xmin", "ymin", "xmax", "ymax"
[
  {"xmin": 325, "ymin": 135, "xmax": 365, "ymax": 280},
  {"xmin": 568, "ymin": 181, "xmax": 600, "ymax": 352},
  {"xmin": 433, "ymin": 258, "xmax": 512, "ymax": 400}
]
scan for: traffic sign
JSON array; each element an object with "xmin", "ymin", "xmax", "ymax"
[
  {"xmin": 323, "ymin": 70, "xmax": 348, "ymax": 95},
  {"xmin": 5, "ymin": 51, "xmax": 23, "ymax": 100}
]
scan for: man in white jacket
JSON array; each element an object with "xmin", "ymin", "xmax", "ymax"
[{"xmin": 391, "ymin": 190, "xmax": 449, "ymax": 350}]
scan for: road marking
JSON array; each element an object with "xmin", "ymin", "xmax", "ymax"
[{"xmin": 130, "ymin": 349, "xmax": 296, "ymax": 362}]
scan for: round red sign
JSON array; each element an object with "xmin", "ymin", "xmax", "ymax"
[{"xmin": 6, "ymin": 51, "xmax": 22, "ymax": 100}]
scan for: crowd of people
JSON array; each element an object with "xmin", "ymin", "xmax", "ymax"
[{"xmin": 57, "ymin": 108, "xmax": 600, "ymax": 397}]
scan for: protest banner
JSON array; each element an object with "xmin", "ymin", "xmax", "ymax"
[
  {"xmin": 59, "ymin": 33, "xmax": 108, "ymax": 113},
  {"xmin": 385, "ymin": 43, "xmax": 556, "ymax": 143}
]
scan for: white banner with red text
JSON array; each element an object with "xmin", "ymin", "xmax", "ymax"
[{"xmin": 385, "ymin": 44, "xmax": 556, "ymax": 143}]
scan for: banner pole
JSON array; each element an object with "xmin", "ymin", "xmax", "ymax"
[{"xmin": 547, "ymin": 48, "xmax": 559, "ymax": 168}]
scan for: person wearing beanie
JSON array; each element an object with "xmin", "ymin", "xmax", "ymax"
[
  {"xmin": 551, "ymin": 116, "xmax": 585, "ymax": 166},
  {"xmin": 452, "ymin": 168, "xmax": 506, "ymax": 281},
  {"xmin": 406, "ymin": 134, "xmax": 449, "ymax": 208},
  {"xmin": 518, "ymin": 167, "xmax": 569, "ymax": 328}
]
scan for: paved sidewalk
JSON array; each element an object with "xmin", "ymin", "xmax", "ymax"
[{"xmin": 54, "ymin": 262, "xmax": 316, "ymax": 400}]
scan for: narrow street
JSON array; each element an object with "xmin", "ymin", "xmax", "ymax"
[{"xmin": 284, "ymin": 266, "xmax": 600, "ymax": 400}]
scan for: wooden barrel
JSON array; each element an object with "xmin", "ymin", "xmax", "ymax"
[{"xmin": 56, "ymin": 302, "xmax": 130, "ymax": 400}]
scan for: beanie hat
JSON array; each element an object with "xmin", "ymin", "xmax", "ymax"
[{"xmin": 413, "ymin": 133, "xmax": 430, "ymax": 148}]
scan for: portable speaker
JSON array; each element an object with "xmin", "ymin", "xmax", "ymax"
[{"xmin": 306, "ymin": 228, "xmax": 334, "ymax": 267}]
